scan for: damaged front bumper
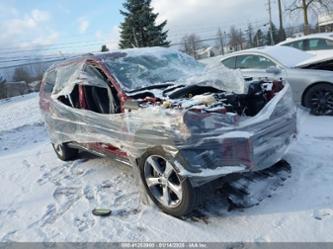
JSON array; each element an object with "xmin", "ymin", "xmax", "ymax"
[{"xmin": 175, "ymin": 84, "xmax": 297, "ymax": 187}]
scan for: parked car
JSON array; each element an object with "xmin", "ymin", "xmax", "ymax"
[
  {"xmin": 220, "ymin": 46, "xmax": 333, "ymax": 115},
  {"xmin": 278, "ymin": 32, "xmax": 333, "ymax": 56},
  {"xmin": 40, "ymin": 47, "xmax": 297, "ymax": 217}
]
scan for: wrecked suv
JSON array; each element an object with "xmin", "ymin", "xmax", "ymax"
[{"xmin": 39, "ymin": 47, "xmax": 297, "ymax": 217}]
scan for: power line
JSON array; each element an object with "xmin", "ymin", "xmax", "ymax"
[
  {"xmin": 0, "ymin": 58, "xmax": 64, "ymax": 70},
  {"xmin": 0, "ymin": 31, "xmax": 107, "ymax": 49},
  {"xmin": 167, "ymin": 20, "xmax": 267, "ymax": 39},
  {"xmin": 0, "ymin": 40, "xmax": 108, "ymax": 55},
  {"xmin": 0, "ymin": 17, "xmax": 276, "ymax": 68}
]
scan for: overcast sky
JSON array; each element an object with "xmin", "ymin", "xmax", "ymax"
[{"xmin": 0, "ymin": 0, "xmax": 321, "ymax": 56}]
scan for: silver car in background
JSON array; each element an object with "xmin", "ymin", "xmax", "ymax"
[
  {"xmin": 278, "ymin": 32, "xmax": 333, "ymax": 56},
  {"xmin": 220, "ymin": 46, "xmax": 333, "ymax": 115}
]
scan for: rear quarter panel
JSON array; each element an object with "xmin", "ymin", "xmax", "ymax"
[{"xmin": 286, "ymin": 68, "xmax": 333, "ymax": 104}]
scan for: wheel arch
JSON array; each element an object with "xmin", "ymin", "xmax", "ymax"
[
  {"xmin": 132, "ymin": 128, "xmax": 180, "ymax": 165},
  {"xmin": 301, "ymin": 81, "xmax": 333, "ymax": 106},
  {"xmin": 134, "ymin": 145, "xmax": 181, "ymax": 169}
]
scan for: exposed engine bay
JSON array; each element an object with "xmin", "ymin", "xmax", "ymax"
[{"xmin": 127, "ymin": 79, "xmax": 284, "ymax": 117}]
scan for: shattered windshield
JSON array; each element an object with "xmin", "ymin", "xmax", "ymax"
[{"xmin": 104, "ymin": 51, "xmax": 205, "ymax": 91}]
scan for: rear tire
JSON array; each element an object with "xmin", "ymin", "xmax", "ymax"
[
  {"xmin": 138, "ymin": 147, "xmax": 198, "ymax": 217},
  {"xmin": 52, "ymin": 143, "xmax": 79, "ymax": 161},
  {"xmin": 304, "ymin": 83, "xmax": 333, "ymax": 115}
]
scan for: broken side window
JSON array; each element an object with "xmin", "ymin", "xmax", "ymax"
[
  {"xmin": 57, "ymin": 84, "xmax": 79, "ymax": 108},
  {"xmin": 80, "ymin": 64, "xmax": 120, "ymax": 114},
  {"xmin": 54, "ymin": 63, "xmax": 83, "ymax": 108}
]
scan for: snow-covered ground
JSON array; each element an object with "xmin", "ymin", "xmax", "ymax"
[{"xmin": 0, "ymin": 93, "xmax": 333, "ymax": 242}]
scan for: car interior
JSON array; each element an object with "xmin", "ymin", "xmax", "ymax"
[
  {"xmin": 57, "ymin": 64, "xmax": 121, "ymax": 114},
  {"xmin": 236, "ymin": 55, "xmax": 275, "ymax": 69}
]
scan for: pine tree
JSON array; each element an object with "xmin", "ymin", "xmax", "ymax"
[
  {"xmin": 101, "ymin": 44, "xmax": 109, "ymax": 52},
  {"xmin": 278, "ymin": 28, "xmax": 286, "ymax": 43},
  {"xmin": 266, "ymin": 22, "xmax": 279, "ymax": 45},
  {"xmin": 119, "ymin": 0, "xmax": 170, "ymax": 49},
  {"xmin": 254, "ymin": 29, "xmax": 264, "ymax": 47}
]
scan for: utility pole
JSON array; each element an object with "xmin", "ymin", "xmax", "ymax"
[
  {"xmin": 278, "ymin": 0, "xmax": 284, "ymax": 31},
  {"xmin": 267, "ymin": 0, "xmax": 274, "ymax": 45},
  {"xmin": 277, "ymin": 0, "xmax": 286, "ymax": 41}
]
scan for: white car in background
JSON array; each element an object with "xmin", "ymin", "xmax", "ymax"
[
  {"xmin": 219, "ymin": 46, "xmax": 333, "ymax": 115},
  {"xmin": 278, "ymin": 32, "xmax": 333, "ymax": 56}
]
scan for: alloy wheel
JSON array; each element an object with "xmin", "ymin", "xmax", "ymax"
[
  {"xmin": 310, "ymin": 89, "xmax": 333, "ymax": 115},
  {"xmin": 143, "ymin": 155, "xmax": 183, "ymax": 209}
]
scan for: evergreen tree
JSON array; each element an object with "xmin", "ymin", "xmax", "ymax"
[
  {"xmin": 119, "ymin": 0, "xmax": 170, "ymax": 49},
  {"xmin": 254, "ymin": 29, "xmax": 264, "ymax": 47},
  {"xmin": 278, "ymin": 28, "xmax": 286, "ymax": 43},
  {"xmin": 266, "ymin": 22, "xmax": 279, "ymax": 45},
  {"xmin": 101, "ymin": 44, "xmax": 109, "ymax": 52},
  {"xmin": 12, "ymin": 67, "xmax": 32, "ymax": 83}
]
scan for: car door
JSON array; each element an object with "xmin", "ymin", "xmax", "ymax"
[{"xmin": 77, "ymin": 63, "xmax": 128, "ymax": 159}]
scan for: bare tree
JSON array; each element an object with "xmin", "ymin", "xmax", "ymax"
[
  {"xmin": 247, "ymin": 23, "xmax": 254, "ymax": 48},
  {"xmin": 229, "ymin": 26, "xmax": 245, "ymax": 51},
  {"xmin": 181, "ymin": 34, "xmax": 202, "ymax": 59},
  {"xmin": 287, "ymin": 0, "xmax": 333, "ymax": 35},
  {"xmin": 12, "ymin": 67, "xmax": 32, "ymax": 83},
  {"xmin": 216, "ymin": 28, "xmax": 225, "ymax": 55}
]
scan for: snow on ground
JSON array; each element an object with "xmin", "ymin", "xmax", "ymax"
[
  {"xmin": 0, "ymin": 93, "xmax": 43, "ymax": 132},
  {"xmin": 0, "ymin": 93, "xmax": 333, "ymax": 242}
]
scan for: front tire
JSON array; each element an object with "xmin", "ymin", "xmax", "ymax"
[
  {"xmin": 52, "ymin": 143, "xmax": 78, "ymax": 161},
  {"xmin": 304, "ymin": 83, "xmax": 333, "ymax": 115},
  {"xmin": 138, "ymin": 148, "xmax": 197, "ymax": 217}
]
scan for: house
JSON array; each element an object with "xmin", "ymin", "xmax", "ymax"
[
  {"xmin": 0, "ymin": 81, "xmax": 28, "ymax": 99},
  {"xmin": 318, "ymin": 12, "xmax": 333, "ymax": 32}
]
